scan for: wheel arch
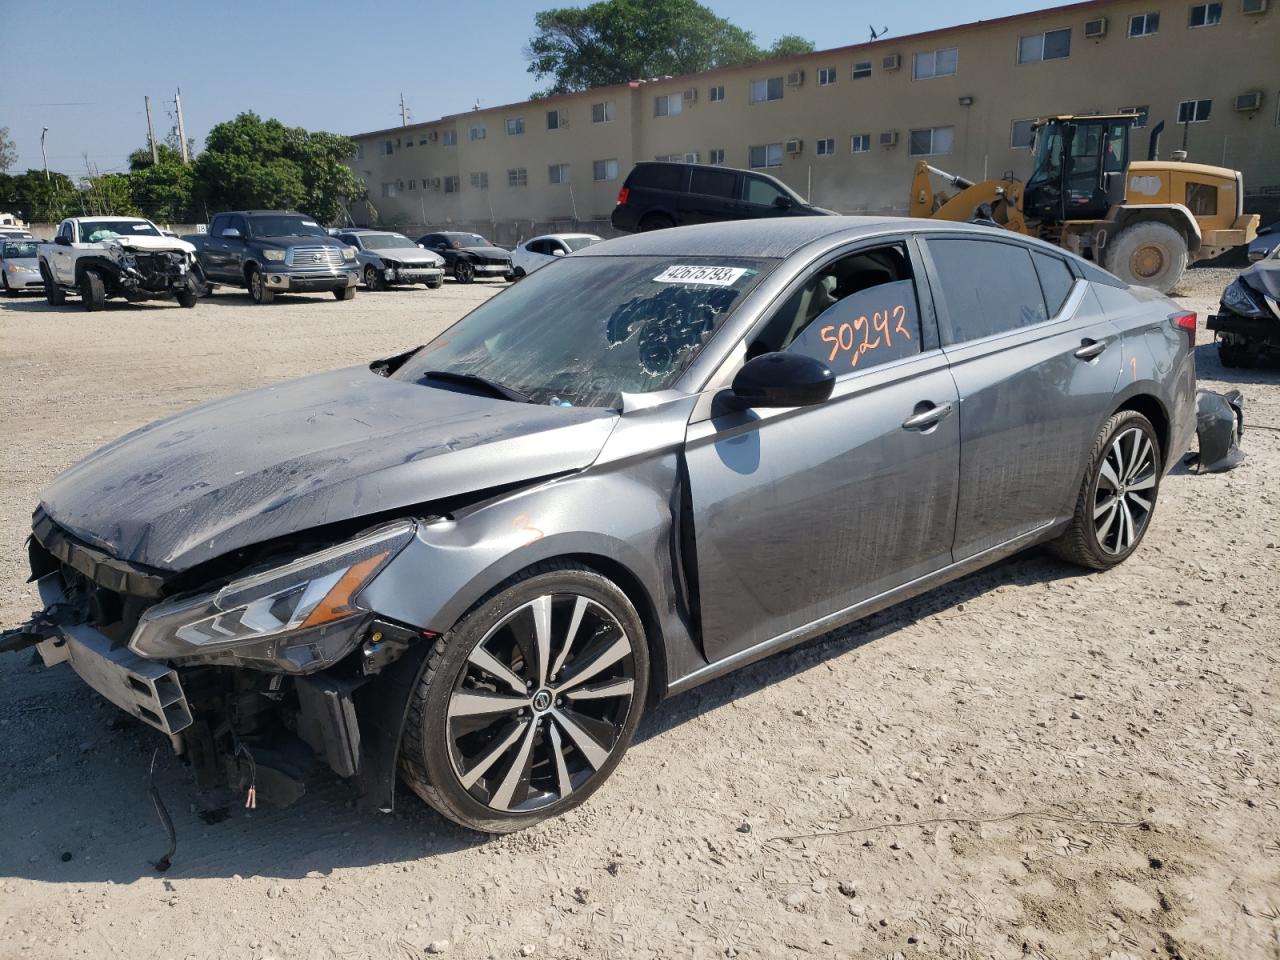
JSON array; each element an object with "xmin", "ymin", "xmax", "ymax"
[
  {"xmin": 1109, "ymin": 204, "xmax": 1201, "ymax": 254},
  {"xmin": 73, "ymin": 256, "xmax": 122, "ymax": 286},
  {"xmin": 1111, "ymin": 389, "xmax": 1171, "ymax": 468}
]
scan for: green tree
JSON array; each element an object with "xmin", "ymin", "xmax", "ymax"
[
  {"xmin": 191, "ymin": 113, "xmax": 363, "ymax": 225},
  {"xmin": 127, "ymin": 144, "xmax": 196, "ymax": 222},
  {"xmin": 766, "ymin": 34, "xmax": 815, "ymax": 58},
  {"xmin": 82, "ymin": 173, "xmax": 139, "ymax": 217},
  {"xmin": 0, "ymin": 127, "xmax": 16, "ymax": 175},
  {"xmin": 2, "ymin": 170, "xmax": 80, "ymax": 222},
  {"xmin": 527, "ymin": 0, "xmax": 813, "ymax": 95}
]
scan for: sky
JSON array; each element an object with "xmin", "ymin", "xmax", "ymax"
[{"xmin": 1, "ymin": 0, "xmax": 1081, "ymax": 177}]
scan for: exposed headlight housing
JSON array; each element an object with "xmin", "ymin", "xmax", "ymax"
[
  {"xmin": 262, "ymin": 249, "xmax": 286, "ymax": 262},
  {"xmin": 128, "ymin": 521, "xmax": 416, "ymax": 673},
  {"xmin": 1221, "ymin": 279, "xmax": 1267, "ymax": 319},
  {"xmin": 342, "ymin": 246, "xmax": 357, "ymax": 261}
]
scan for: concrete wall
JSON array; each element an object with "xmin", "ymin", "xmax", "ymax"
[{"xmin": 349, "ymin": 0, "xmax": 1280, "ymax": 231}]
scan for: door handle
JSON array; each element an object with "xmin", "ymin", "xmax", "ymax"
[
  {"xmin": 902, "ymin": 401, "xmax": 954, "ymax": 431},
  {"xmin": 1074, "ymin": 339, "xmax": 1107, "ymax": 360}
]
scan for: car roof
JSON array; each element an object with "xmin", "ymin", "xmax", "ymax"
[
  {"xmin": 73, "ymin": 215, "xmax": 152, "ymax": 223},
  {"xmin": 227, "ymin": 210, "xmax": 308, "ymax": 217},
  {"xmin": 532, "ymin": 233, "xmax": 600, "ymax": 241},
  {"xmin": 585, "ymin": 216, "xmax": 1017, "ymax": 259}
]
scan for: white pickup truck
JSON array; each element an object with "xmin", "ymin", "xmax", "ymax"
[{"xmin": 39, "ymin": 216, "xmax": 201, "ymax": 310}]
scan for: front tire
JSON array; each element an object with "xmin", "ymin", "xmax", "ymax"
[
  {"xmin": 453, "ymin": 259, "xmax": 475, "ymax": 284},
  {"xmin": 333, "ymin": 284, "xmax": 355, "ymax": 301},
  {"xmin": 248, "ymin": 267, "xmax": 274, "ymax": 304},
  {"xmin": 176, "ymin": 279, "xmax": 198, "ymax": 308},
  {"xmin": 425, "ymin": 278, "xmax": 443, "ymax": 289},
  {"xmin": 363, "ymin": 265, "xmax": 385, "ymax": 291},
  {"xmin": 1049, "ymin": 410, "xmax": 1161, "ymax": 570},
  {"xmin": 1105, "ymin": 222, "xmax": 1188, "ymax": 294},
  {"xmin": 399, "ymin": 564, "xmax": 649, "ymax": 833},
  {"xmin": 79, "ymin": 270, "xmax": 106, "ymax": 311}
]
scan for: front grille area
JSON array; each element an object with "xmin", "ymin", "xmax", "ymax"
[{"xmin": 287, "ymin": 245, "xmax": 345, "ymax": 268}]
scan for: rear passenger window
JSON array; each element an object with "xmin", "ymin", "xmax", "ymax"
[
  {"xmin": 689, "ymin": 167, "xmax": 737, "ymax": 198},
  {"xmin": 1031, "ymin": 250, "xmax": 1075, "ymax": 316},
  {"xmin": 926, "ymin": 239, "xmax": 1047, "ymax": 343},
  {"xmin": 631, "ymin": 164, "xmax": 686, "ymax": 191},
  {"xmin": 753, "ymin": 244, "xmax": 923, "ymax": 374}
]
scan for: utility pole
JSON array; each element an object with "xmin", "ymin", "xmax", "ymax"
[
  {"xmin": 174, "ymin": 88, "xmax": 190, "ymax": 164},
  {"xmin": 40, "ymin": 127, "xmax": 49, "ymax": 180},
  {"xmin": 144, "ymin": 95, "xmax": 159, "ymax": 164},
  {"xmin": 399, "ymin": 93, "xmax": 408, "ymax": 127}
]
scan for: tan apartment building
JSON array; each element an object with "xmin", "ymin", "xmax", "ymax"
[{"xmin": 347, "ymin": 0, "xmax": 1279, "ymax": 239}]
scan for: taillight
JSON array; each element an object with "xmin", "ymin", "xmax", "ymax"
[
  {"xmin": 616, "ymin": 186, "xmax": 630, "ymax": 206},
  {"xmin": 1169, "ymin": 310, "xmax": 1196, "ymax": 347}
]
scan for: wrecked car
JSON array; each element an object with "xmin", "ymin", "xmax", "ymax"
[
  {"xmin": 1208, "ymin": 246, "xmax": 1280, "ymax": 367},
  {"xmin": 39, "ymin": 216, "xmax": 200, "ymax": 310},
  {"xmin": 4, "ymin": 218, "xmax": 1197, "ymax": 833}
]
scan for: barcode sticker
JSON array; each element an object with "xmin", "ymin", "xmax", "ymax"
[{"xmin": 653, "ymin": 265, "xmax": 749, "ymax": 286}]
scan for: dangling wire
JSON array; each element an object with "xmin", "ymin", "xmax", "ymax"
[
  {"xmin": 148, "ymin": 747, "xmax": 177, "ymax": 872},
  {"xmin": 231, "ymin": 733, "xmax": 258, "ymax": 810}
]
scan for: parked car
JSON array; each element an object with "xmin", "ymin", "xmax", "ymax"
[
  {"xmin": 511, "ymin": 233, "xmax": 602, "ymax": 277},
  {"xmin": 1248, "ymin": 221, "xmax": 1278, "ymax": 262},
  {"xmin": 0, "ymin": 227, "xmax": 34, "ymax": 241},
  {"xmin": 416, "ymin": 231, "xmax": 514, "ymax": 283},
  {"xmin": 2, "ymin": 218, "xmax": 1196, "ymax": 834},
  {"xmin": 1208, "ymin": 242, "xmax": 1280, "ymax": 366},
  {"xmin": 1, "ymin": 238, "xmax": 42, "ymax": 295},
  {"xmin": 611, "ymin": 160, "xmax": 835, "ymax": 233},
  {"xmin": 338, "ymin": 230, "xmax": 446, "ymax": 290},
  {"xmin": 189, "ymin": 211, "xmax": 359, "ymax": 304},
  {"xmin": 38, "ymin": 216, "xmax": 200, "ymax": 310}
]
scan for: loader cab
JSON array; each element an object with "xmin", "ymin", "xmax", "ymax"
[{"xmin": 1024, "ymin": 116, "xmax": 1132, "ymax": 224}]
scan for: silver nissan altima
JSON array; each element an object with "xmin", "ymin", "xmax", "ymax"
[{"xmin": 3, "ymin": 217, "xmax": 1196, "ymax": 833}]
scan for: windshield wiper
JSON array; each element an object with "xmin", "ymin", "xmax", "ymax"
[{"xmin": 420, "ymin": 370, "xmax": 532, "ymax": 403}]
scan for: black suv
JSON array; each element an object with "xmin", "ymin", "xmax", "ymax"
[{"xmin": 611, "ymin": 161, "xmax": 834, "ymax": 233}]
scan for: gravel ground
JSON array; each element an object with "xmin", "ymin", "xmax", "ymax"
[{"xmin": 0, "ymin": 269, "xmax": 1276, "ymax": 960}]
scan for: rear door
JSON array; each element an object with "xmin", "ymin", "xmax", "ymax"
[
  {"xmin": 920, "ymin": 235, "xmax": 1123, "ymax": 559},
  {"xmin": 684, "ymin": 237, "xmax": 961, "ymax": 661},
  {"xmin": 685, "ymin": 167, "xmax": 744, "ymax": 224},
  {"xmin": 201, "ymin": 214, "xmax": 230, "ymax": 279}
]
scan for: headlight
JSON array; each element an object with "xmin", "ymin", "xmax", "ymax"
[
  {"xmin": 128, "ymin": 521, "xmax": 416, "ymax": 672},
  {"xmin": 342, "ymin": 246, "xmax": 357, "ymax": 261},
  {"xmin": 262, "ymin": 249, "xmax": 286, "ymax": 262},
  {"xmin": 1221, "ymin": 279, "xmax": 1266, "ymax": 318}
]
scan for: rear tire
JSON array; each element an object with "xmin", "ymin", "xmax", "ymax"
[
  {"xmin": 1048, "ymin": 410, "xmax": 1161, "ymax": 570},
  {"xmin": 79, "ymin": 270, "xmax": 106, "ymax": 312},
  {"xmin": 41, "ymin": 264, "xmax": 65, "ymax": 306},
  {"xmin": 248, "ymin": 267, "xmax": 274, "ymax": 304},
  {"xmin": 333, "ymin": 285, "xmax": 355, "ymax": 301},
  {"xmin": 638, "ymin": 214, "xmax": 675, "ymax": 232},
  {"xmin": 1105, "ymin": 222, "xmax": 1188, "ymax": 294}
]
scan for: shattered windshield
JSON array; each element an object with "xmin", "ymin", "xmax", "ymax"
[
  {"xmin": 394, "ymin": 256, "xmax": 772, "ymax": 408},
  {"xmin": 247, "ymin": 216, "xmax": 328, "ymax": 238},
  {"xmin": 362, "ymin": 233, "xmax": 416, "ymax": 249},
  {"xmin": 79, "ymin": 220, "xmax": 160, "ymax": 243}
]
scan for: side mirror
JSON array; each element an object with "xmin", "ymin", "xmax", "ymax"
[
  {"xmin": 552, "ymin": 248, "xmax": 567, "ymax": 257},
  {"xmin": 418, "ymin": 243, "xmax": 425, "ymax": 248},
  {"xmin": 773, "ymin": 195, "xmax": 794, "ymax": 210},
  {"xmin": 221, "ymin": 228, "xmax": 242, "ymax": 239},
  {"xmin": 53, "ymin": 235, "xmax": 72, "ymax": 247},
  {"xmin": 726, "ymin": 352, "xmax": 834, "ymax": 410}
]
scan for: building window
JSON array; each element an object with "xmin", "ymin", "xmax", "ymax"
[
  {"xmin": 818, "ymin": 66, "xmax": 837, "ymax": 86},
  {"xmin": 469, "ymin": 125, "xmax": 486, "ymax": 141},
  {"xmin": 591, "ymin": 101, "xmax": 615, "ymax": 123},
  {"xmin": 908, "ymin": 126, "xmax": 955, "ymax": 156},
  {"xmin": 750, "ymin": 77, "xmax": 784, "ymax": 103},
  {"xmin": 380, "ymin": 182, "xmax": 397, "ymax": 198},
  {"xmin": 443, "ymin": 176, "xmax": 459, "ymax": 193},
  {"xmin": 1010, "ymin": 118, "xmax": 1037, "ymax": 148},
  {"xmin": 1177, "ymin": 98, "xmax": 1212, "ymax": 122},
  {"xmin": 505, "ymin": 117, "xmax": 525, "ymax": 136},
  {"xmin": 469, "ymin": 172, "xmax": 489, "ymax": 190},
  {"xmin": 442, "ymin": 129, "xmax": 457, "ymax": 146},
  {"xmin": 912, "ymin": 47, "xmax": 958, "ymax": 79},
  {"xmin": 547, "ymin": 110, "xmax": 565, "ymax": 130},
  {"xmin": 354, "ymin": 143, "xmax": 364, "ymax": 160},
  {"xmin": 1119, "ymin": 104, "xmax": 1149, "ymax": 128},
  {"xmin": 852, "ymin": 61, "xmax": 872, "ymax": 79},
  {"xmin": 592, "ymin": 158, "xmax": 619, "ymax": 181},
  {"xmin": 409, "ymin": 179, "xmax": 417, "ymax": 190},
  {"xmin": 419, "ymin": 137, "xmax": 428, "ymax": 145},
  {"xmin": 748, "ymin": 143, "xmax": 783, "ymax": 168},
  {"xmin": 382, "ymin": 140, "xmax": 394, "ymax": 156},
  {"xmin": 709, "ymin": 85, "xmax": 725, "ymax": 102},
  {"xmin": 850, "ymin": 133, "xmax": 871, "ymax": 153},
  {"xmin": 405, "ymin": 139, "xmax": 414, "ymax": 148},
  {"xmin": 1128, "ymin": 12, "xmax": 1160, "ymax": 36},
  {"xmin": 816, "ymin": 137, "xmax": 836, "ymax": 156},
  {"xmin": 708, "ymin": 148, "xmax": 725, "ymax": 164},
  {"xmin": 654, "ymin": 93, "xmax": 682, "ymax": 117},
  {"xmin": 508, "ymin": 167, "xmax": 528, "ymax": 187},
  {"xmin": 549, "ymin": 163, "xmax": 570, "ymax": 185},
  {"xmin": 1188, "ymin": 2, "xmax": 1221, "ymax": 26},
  {"xmin": 1018, "ymin": 28, "xmax": 1071, "ymax": 63}
]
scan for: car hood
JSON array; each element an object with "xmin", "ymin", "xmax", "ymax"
[
  {"xmin": 370, "ymin": 248, "xmax": 443, "ymax": 266},
  {"xmin": 107, "ymin": 234, "xmax": 195, "ymax": 255},
  {"xmin": 1240, "ymin": 260, "xmax": 1280, "ymax": 302},
  {"xmin": 39, "ymin": 365, "xmax": 617, "ymax": 572},
  {"xmin": 457, "ymin": 245, "xmax": 511, "ymax": 260}
]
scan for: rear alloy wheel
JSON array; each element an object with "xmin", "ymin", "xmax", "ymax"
[
  {"xmin": 400, "ymin": 566, "xmax": 648, "ymax": 832},
  {"xmin": 248, "ymin": 267, "xmax": 274, "ymax": 304},
  {"xmin": 453, "ymin": 259, "xmax": 475, "ymax": 284},
  {"xmin": 364, "ymin": 265, "xmax": 385, "ymax": 291},
  {"xmin": 1050, "ymin": 410, "xmax": 1161, "ymax": 569},
  {"xmin": 79, "ymin": 270, "xmax": 106, "ymax": 311}
]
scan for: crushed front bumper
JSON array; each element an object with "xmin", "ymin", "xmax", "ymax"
[{"xmin": 390, "ymin": 266, "xmax": 444, "ymax": 283}]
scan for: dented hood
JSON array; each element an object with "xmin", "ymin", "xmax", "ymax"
[
  {"xmin": 38, "ymin": 365, "xmax": 617, "ymax": 572},
  {"xmin": 106, "ymin": 234, "xmax": 196, "ymax": 255}
]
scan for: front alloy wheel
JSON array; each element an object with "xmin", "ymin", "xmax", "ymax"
[
  {"xmin": 399, "ymin": 566, "xmax": 648, "ymax": 832},
  {"xmin": 454, "ymin": 259, "xmax": 475, "ymax": 284}
]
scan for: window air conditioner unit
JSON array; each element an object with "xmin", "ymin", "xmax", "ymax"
[
  {"xmin": 879, "ymin": 130, "xmax": 899, "ymax": 146},
  {"xmin": 1234, "ymin": 90, "xmax": 1263, "ymax": 111},
  {"xmin": 684, "ymin": 151, "xmax": 701, "ymax": 163},
  {"xmin": 683, "ymin": 87, "xmax": 698, "ymax": 102},
  {"xmin": 1241, "ymin": 0, "xmax": 1267, "ymax": 14},
  {"xmin": 784, "ymin": 138, "xmax": 802, "ymax": 154},
  {"xmin": 1084, "ymin": 17, "xmax": 1108, "ymax": 38},
  {"xmin": 881, "ymin": 54, "xmax": 901, "ymax": 71},
  {"xmin": 786, "ymin": 70, "xmax": 804, "ymax": 86}
]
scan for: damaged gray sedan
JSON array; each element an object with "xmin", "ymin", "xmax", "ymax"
[{"xmin": 4, "ymin": 218, "xmax": 1197, "ymax": 832}]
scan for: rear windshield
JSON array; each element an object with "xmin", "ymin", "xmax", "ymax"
[
  {"xmin": 3, "ymin": 241, "xmax": 37, "ymax": 258},
  {"xmin": 394, "ymin": 255, "xmax": 772, "ymax": 407},
  {"xmin": 247, "ymin": 216, "xmax": 328, "ymax": 238},
  {"xmin": 79, "ymin": 220, "xmax": 160, "ymax": 243}
]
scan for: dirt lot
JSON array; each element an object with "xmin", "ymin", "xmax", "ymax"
[{"xmin": 0, "ymin": 271, "xmax": 1276, "ymax": 960}]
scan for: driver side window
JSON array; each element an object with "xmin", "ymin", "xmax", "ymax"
[{"xmin": 748, "ymin": 243, "xmax": 924, "ymax": 375}]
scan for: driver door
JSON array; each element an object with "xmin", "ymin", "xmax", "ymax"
[{"xmin": 682, "ymin": 238, "xmax": 961, "ymax": 663}]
